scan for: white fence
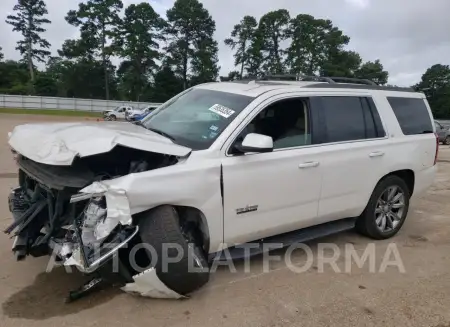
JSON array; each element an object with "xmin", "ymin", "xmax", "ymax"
[{"xmin": 0, "ymin": 94, "xmax": 162, "ymax": 112}]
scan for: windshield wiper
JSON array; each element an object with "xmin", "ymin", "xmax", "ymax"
[{"xmin": 147, "ymin": 127, "xmax": 176, "ymax": 142}]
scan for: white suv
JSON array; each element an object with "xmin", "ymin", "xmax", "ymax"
[{"xmin": 6, "ymin": 76, "xmax": 438, "ymax": 298}]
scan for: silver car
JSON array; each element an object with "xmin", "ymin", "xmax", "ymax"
[{"xmin": 435, "ymin": 120, "xmax": 450, "ymax": 145}]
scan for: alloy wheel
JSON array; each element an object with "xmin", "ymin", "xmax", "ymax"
[{"xmin": 375, "ymin": 185, "xmax": 405, "ymax": 233}]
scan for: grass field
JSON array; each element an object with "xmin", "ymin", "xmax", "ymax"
[{"xmin": 0, "ymin": 108, "xmax": 102, "ymax": 117}]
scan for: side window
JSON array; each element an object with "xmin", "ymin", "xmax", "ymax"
[
  {"xmin": 231, "ymin": 97, "xmax": 311, "ymax": 152},
  {"xmin": 320, "ymin": 96, "xmax": 384, "ymax": 143},
  {"xmin": 387, "ymin": 97, "xmax": 433, "ymax": 135}
]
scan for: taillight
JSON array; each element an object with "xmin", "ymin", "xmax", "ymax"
[{"xmin": 434, "ymin": 132, "xmax": 439, "ymax": 165}]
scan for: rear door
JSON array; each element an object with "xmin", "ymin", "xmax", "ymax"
[{"xmin": 313, "ymin": 95, "xmax": 389, "ymax": 221}]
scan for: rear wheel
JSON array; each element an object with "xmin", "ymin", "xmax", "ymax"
[
  {"xmin": 105, "ymin": 115, "xmax": 116, "ymax": 121},
  {"xmin": 138, "ymin": 206, "xmax": 209, "ymax": 295},
  {"xmin": 444, "ymin": 136, "xmax": 450, "ymax": 145},
  {"xmin": 356, "ymin": 175, "xmax": 410, "ymax": 240}
]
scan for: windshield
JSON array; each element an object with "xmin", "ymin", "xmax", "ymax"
[{"xmin": 141, "ymin": 88, "xmax": 254, "ymax": 150}]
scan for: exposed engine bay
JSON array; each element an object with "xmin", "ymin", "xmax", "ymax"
[{"xmin": 6, "ymin": 146, "xmax": 179, "ymax": 291}]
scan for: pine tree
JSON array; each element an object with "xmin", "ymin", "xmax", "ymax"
[
  {"xmin": 224, "ymin": 16, "xmax": 258, "ymax": 79},
  {"xmin": 258, "ymin": 10, "xmax": 290, "ymax": 74},
  {"xmin": 165, "ymin": 0, "xmax": 219, "ymax": 89},
  {"xmin": 65, "ymin": 0, "xmax": 123, "ymax": 99},
  {"xmin": 6, "ymin": 0, "xmax": 51, "ymax": 82},
  {"xmin": 113, "ymin": 3, "xmax": 166, "ymax": 101}
]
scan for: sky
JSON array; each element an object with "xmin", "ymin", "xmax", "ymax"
[{"xmin": 0, "ymin": 0, "xmax": 449, "ymax": 86}]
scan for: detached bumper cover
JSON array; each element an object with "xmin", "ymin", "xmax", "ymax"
[{"xmin": 121, "ymin": 268, "xmax": 185, "ymax": 299}]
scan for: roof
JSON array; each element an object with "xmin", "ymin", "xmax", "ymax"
[
  {"xmin": 194, "ymin": 81, "xmax": 328, "ymax": 97},
  {"xmin": 195, "ymin": 75, "xmax": 417, "ymax": 98}
]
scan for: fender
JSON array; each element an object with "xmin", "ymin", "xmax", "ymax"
[{"xmin": 77, "ymin": 159, "xmax": 224, "ymax": 253}]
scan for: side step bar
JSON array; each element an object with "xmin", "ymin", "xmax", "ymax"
[{"xmin": 210, "ymin": 218, "xmax": 356, "ymax": 261}]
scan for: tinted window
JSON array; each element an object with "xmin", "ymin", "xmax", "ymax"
[
  {"xmin": 366, "ymin": 98, "xmax": 386, "ymax": 137},
  {"xmin": 142, "ymin": 88, "xmax": 254, "ymax": 150},
  {"xmin": 387, "ymin": 97, "xmax": 433, "ymax": 135},
  {"xmin": 230, "ymin": 98, "xmax": 311, "ymax": 153},
  {"xmin": 321, "ymin": 96, "xmax": 383, "ymax": 143}
]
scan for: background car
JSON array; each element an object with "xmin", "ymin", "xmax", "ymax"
[
  {"xmin": 435, "ymin": 120, "xmax": 450, "ymax": 144},
  {"xmin": 127, "ymin": 105, "xmax": 159, "ymax": 121},
  {"xmin": 103, "ymin": 106, "xmax": 134, "ymax": 121}
]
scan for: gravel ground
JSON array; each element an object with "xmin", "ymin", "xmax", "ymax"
[{"xmin": 0, "ymin": 113, "xmax": 450, "ymax": 327}]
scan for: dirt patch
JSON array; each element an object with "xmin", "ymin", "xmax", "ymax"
[
  {"xmin": 2, "ymin": 268, "xmax": 119, "ymax": 320},
  {"xmin": 0, "ymin": 173, "xmax": 18, "ymax": 179}
]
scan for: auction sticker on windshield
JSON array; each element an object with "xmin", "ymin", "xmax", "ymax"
[{"xmin": 208, "ymin": 104, "xmax": 235, "ymax": 119}]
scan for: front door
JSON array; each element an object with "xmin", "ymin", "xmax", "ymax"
[{"xmin": 221, "ymin": 96, "xmax": 322, "ymax": 246}]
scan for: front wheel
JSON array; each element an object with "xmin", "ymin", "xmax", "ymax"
[
  {"xmin": 138, "ymin": 206, "xmax": 209, "ymax": 295},
  {"xmin": 356, "ymin": 175, "xmax": 410, "ymax": 240},
  {"xmin": 444, "ymin": 136, "xmax": 450, "ymax": 145}
]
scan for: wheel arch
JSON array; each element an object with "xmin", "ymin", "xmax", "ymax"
[
  {"xmin": 381, "ymin": 169, "xmax": 415, "ymax": 196},
  {"xmin": 133, "ymin": 204, "xmax": 211, "ymax": 254},
  {"xmin": 360, "ymin": 169, "xmax": 415, "ymax": 216}
]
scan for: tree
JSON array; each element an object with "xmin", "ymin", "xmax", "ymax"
[
  {"xmin": 0, "ymin": 46, "xmax": 4, "ymax": 61},
  {"xmin": 113, "ymin": 3, "xmax": 166, "ymax": 101},
  {"xmin": 258, "ymin": 9, "xmax": 290, "ymax": 74},
  {"xmin": 6, "ymin": 0, "xmax": 51, "ymax": 83},
  {"xmin": 165, "ymin": 0, "xmax": 219, "ymax": 89},
  {"xmin": 190, "ymin": 38, "xmax": 220, "ymax": 85},
  {"xmin": 0, "ymin": 60, "xmax": 29, "ymax": 94},
  {"xmin": 415, "ymin": 64, "xmax": 450, "ymax": 118},
  {"xmin": 355, "ymin": 59, "xmax": 388, "ymax": 85},
  {"xmin": 245, "ymin": 28, "xmax": 264, "ymax": 78},
  {"xmin": 34, "ymin": 71, "xmax": 57, "ymax": 96},
  {"xmin": 225, "ymin": 71, "xmax": 241, "ymax": 81},
  {"xmin": 320, "ymin": 50, "xmax": 362, "ymax": 77},
  {"xmin": 149, "ymin": 66, "xmax": 183, "ymax": 102},
  {"xmin": 65, "ymin": 0, "xmax": 123, "ymax": 99},
  {"xmin": 45, "ymin": 56, "xmax": 117, "ymax": 99},
  {"xmin": 286, "ymin": 14, "xmax": 350, "ymax": 75},
  {"xmin": 224, "ymin": 16, "xmax": 258, "ymax": 78}
]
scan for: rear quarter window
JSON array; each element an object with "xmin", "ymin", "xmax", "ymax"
[{"xmin": 387, "ymin": 97, "xmax": 433, "ymax": 135}]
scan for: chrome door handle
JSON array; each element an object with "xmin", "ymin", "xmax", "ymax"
[
  {"xmin": 369, "ymin": 151, "xmax": 385, "ymax": 158},
  {"xmin": 298, "ymin": 161, "xmax": 320, "ymax": 168}
]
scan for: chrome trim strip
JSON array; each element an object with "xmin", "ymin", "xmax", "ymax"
[{"xmin": 81, "ymin": 226, "xmax": 139, "ymax": 274}]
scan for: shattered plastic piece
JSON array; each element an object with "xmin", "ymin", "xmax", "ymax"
[
  {"xmin": 66, "ymin": 277, "xmax": 105, "ymax": 303},
  {"xmin": 121, "ymin": 268, "xmax": 186, "ymax": 299}
]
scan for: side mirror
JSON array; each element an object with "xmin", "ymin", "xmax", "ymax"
[{"xmin": 235, "ymin": 133, "xmax": 274, "ymax": 154}]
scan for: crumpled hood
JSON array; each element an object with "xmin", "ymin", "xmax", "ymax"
[{"xmin": 8, "ymin": 122, "xmax": 192, "ymax": 166}]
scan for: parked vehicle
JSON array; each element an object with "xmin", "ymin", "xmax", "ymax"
[
  {"xmin": 103, "ymin": 105, "xmax": 133, "ymax": 121},
  {"xmin": 127, "ymin": 105, "xmax": 159, "ymax": 121},
  {"xmin": 435, "ymin": 120, "xmax": 450, "ymax": 145},
  {"xmin": 6, "ymin": 76, "xmax": 437, "ymax": 299}
]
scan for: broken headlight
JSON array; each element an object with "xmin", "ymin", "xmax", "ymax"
[{"xmin": 81, "ymin": 197, "xmax": 109, "ymax": 245}]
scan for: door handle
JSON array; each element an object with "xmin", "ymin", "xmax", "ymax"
[
  {"xmin": 298, "ymin": 161, "xmax": 320, "ymax": 169},
  {"xmin": 369, "ymin": 151, "xmax": 385, "ymax": 158}
]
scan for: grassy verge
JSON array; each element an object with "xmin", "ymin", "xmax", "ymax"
[{"xmin": 0, "ymin": 108, "xmax": 102, "ymax": 117}]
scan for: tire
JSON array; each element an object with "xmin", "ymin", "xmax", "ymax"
[
  {"xmin": 138, "ymin": 205, "xmax": 209, "ymax": 295},
  {"xmin": 356, "ymin": 175, "xmax": 410, "ymax": 240},
  {"xmin": 444, "ymin": 136, "xmax": 450, "ymax": 145}
]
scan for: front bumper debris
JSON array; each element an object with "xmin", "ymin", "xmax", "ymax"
[{"xmin": 121, "ymin": 268, "xmax": 185, "ymax": 299}]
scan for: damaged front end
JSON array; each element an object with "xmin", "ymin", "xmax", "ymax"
[{"xmin": 5, "ymin": 145, "xmax": 182, "ymax": 298}]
